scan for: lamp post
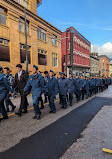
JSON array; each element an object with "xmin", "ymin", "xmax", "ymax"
[{"xmin": 24, "ymin": 5, "xmax": 28, "ymax": 73}]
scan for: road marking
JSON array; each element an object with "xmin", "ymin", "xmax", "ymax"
[
  {"xmin": 103, "ymin": 148, "xmax": 112, "ymax": 154},
  {"xmin": 0, "ymin": 99, "xmax": 59, "ymax": 118}
]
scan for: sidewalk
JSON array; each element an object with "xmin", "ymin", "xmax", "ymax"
[{"xmin": 61, "ymin": 106, "xmax": 112, "ymax": 159}]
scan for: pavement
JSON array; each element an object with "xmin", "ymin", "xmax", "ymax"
[
  {"xmin": 61, "ymin": 106, "xmax": 112, "ymax": 159},
  {"xmin": 0, "ymin": 86, "xmax": 112, "ymax": 159}
]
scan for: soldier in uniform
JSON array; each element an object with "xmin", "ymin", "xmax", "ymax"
[
  {"xmin": 85, "ymin": 76, "xmax": 90, "ymax": 99},
  {"xmin": 45, "ymin": 70, "xmax": 58, "ymax": 113},
  {"xmin": 57, "ymin": 72, "xmax": 62, "ymax": 104},
  {"xmin": 0, "ymin": 66, "xmax": 14, "ymax": 121},
  {"xmin": 24, "ymin": 65, "xmax": 44, "ymax": 119},
  {"xmin": 90, "ymin": 76, "xmax": 95, "ymax": 96},
  {"xmin": 4, "ymin": 67, "xmax": 16, "ymax": 112},
  {"xmin": 81, "ymin": 75, "xmax": 86, "ymax": 100},
  {"xmin": 44, "ymin": 71, "xmax": 49, "ymax": 103},
  {"xmin": 68, "ymin": 73, "xmax": 75, "ymax": 106},
  {"xmin": 99, "ymin": 77, "xmax": 103, "ymax": 92},
  {"xmin": 75, "ymin": 75, "xmax": 82, "ymax": 102},
  {"xmin": 58, "ymin": 72, "xmax": 68, "ymax": 109}
]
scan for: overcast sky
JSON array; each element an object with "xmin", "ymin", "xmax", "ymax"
[{"xmin": 38, "ymin": 0, "xmax": 112, "ymax": 58}]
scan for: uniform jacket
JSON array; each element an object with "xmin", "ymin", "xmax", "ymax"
[
  {"xmin": 45, "ymin": 76, "xmax": 58, "ymax": 96},
  {"xmin": 24, "ymin": 73, "xmax": 44, "ymax": 98},
  {"xmin": 85, "ymin": 79, "xmax": 90, "ymax": 90},
  {"xmin": 75, "ymin": 78, "xmax": 82, "ymax": 90},
  {"xmin": 0, "ymin": 73, "xmax": 14, "ymax": 101},
  {"xmin": 68, "ymin": 77, "xmax": 75, "ymax": 93},
  {"xmin": 58, "ymin": 77, "xmax": 68, "ymax": 96},
  {"xmin": 6, "ymin": 73, "xmax": 14, "ymax": 86}
]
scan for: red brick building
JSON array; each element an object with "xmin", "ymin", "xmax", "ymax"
[{"xmin": 61, "ymin": 27, "xmax": 91, "ymax": 76}]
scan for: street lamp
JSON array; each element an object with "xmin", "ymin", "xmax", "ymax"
[{"xmin": 24, "ymin": 1, "xmax": 28, "ymax": 73}]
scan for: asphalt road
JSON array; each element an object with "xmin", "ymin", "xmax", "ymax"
[{"xmin": 0, "ymin": 96, "xmax": 112, "ymax": 159}]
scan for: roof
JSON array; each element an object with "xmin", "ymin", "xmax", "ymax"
[
  {"xmin": 90, "ymin": 55, "xmax": 99, "ymax": 61},
  {"xmin": 99, "ymin": 55, "xmax": 110, "ymax": 61}
]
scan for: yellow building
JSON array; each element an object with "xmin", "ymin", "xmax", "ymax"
[{"xmin": 0, "ymin": 0, "xmax": 62, "ymax": 75}]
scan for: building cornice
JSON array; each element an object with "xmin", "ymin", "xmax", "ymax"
[{"xmin": 3, "ymin": 0, "xmax": 62, "ymax": 35}]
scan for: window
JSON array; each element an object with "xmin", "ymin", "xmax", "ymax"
[
  {"xmin": 52, "ymin": 53, "xmax": 58, "ymax": 67},
  {"xmin": 37, "ymin": 27, "xmax": 46, "ymax": 42},
  {"xmin": 18, "ymin": 0, "xmax": 29, "ymax": 9},
  {"xmin": 20, "ymin": 44, "xmax": 30, "ymax": 64},
  {"xmin": 0, "ymin": 6, "xmax": 7, "ymax": 25},
  {"xmin": 38, "ymin": 49, "xmax": 47, "ymax": 66},
  {"xmin": 18, "ymin": 0, "xmax": 22, "ymax": 5},
  {"xmin": 19, "ymin": 17, "xmax": 29, "ymax": 34},
  {"xmin": 52, "ymin": 35, "xmax": 57, "ymax": 45},
  {"xmin": 0, "ymin": 38, "xmax": 10, "ymax": 62}
]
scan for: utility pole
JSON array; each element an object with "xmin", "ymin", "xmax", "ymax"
[
  {"xmin": 24, "ymin": 5, "xmax": 28, "ymax": 73},
  {"xmin": 70, "ymin": 28, "xmax": 74, "ymax": 72}
]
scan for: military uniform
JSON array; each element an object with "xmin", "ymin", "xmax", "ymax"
[
  {"xmin": 45, "ymin": 74, "xmax": 58, "ymax": 113},
  {"xmin": 85, "ymin": 77, "xmax": 90, "ymax": 99},
  {"xmin": 75, "ymin": 77, "xmax": 82, "ymax": 102},
  {"xmin": 24, "ymin": 65, "xmax": 44, "ymax": 119},
  {"xmin": 5, "ymin": 73, "xmax": 16, "ymax": 112},
  {"xmin": 0, "ymin": 67, "xmax": 14, "ymax": 119},
  {"xmin": 58, "ymin": 73, "xmax": 68, "ymax": 109},
  {"xmin": 68, "ymin": 75, "xmax": 75, "ymax": 106}
]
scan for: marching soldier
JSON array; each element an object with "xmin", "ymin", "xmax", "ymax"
[
  {"xmin": 44, "ymin": 71, "xmax": 49, "ymax": 103},
  {"xmin": 24, "ymin": 65, "xmax": 44, "ymax": 119},
  {"xmin": 13, "ymin": 64, "xmax": 29, "ymax": 116},
  {"xmin": 4, "ymin": 67, "xmax": 16, "ymax": 112},
  {"xmin": 85, "ymin": 76, "xmax": 90, "ymax": 99},
  {"xmin": 45, "ymin": 70, "xmax": 58, "ymax": 113},
  {"xmin": 58, "ymin": 72, "xmax": 68, "ymax": 109},
  {"xmin": 81, "ymin": 75, "xmax": 86, "ymax": 100},
  {"xmin": 68, "ymin": 73, "xmax": 75, "ymax": 106},
  {"xmin": 75, "ymin": 75, "xmax": 82, "ymax": 102},
  {"xmin": 0, "ymin": 66, "xmax": 14, "ymax": 121}
]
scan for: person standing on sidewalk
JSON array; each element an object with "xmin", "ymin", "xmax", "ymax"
[
  {"xmin": 24, "ymin": 65, "xmax": 44, "ymax": 119},
  {"xmin": 13, "ymin": 64, "xmax": 29, "ymax": 116},
  {"xmin": 4, "ymin": 67, "xmax": 16, "ymax": 112},
  {"xmin": 0, "ymin": 66, "xmax": 14, "ymax": 121}
]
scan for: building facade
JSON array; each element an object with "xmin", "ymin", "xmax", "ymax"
[
  {"xmin": 61, "ymin": 27, "xmax": 91, "ymax": 76},
  {"xmin": 90, "ymin": 55, "xmax": 100, "ymax": 76},
  {"xmin": 109, "ymin": 62, "xmax": 112, "ymax": 77},
  {"xmin": 0, "ymin": 0, "xmax": 62, "ymax": 75},
  {"xmin": 99, "ymin": 55, "xmax": 110, "ymax": 77}
]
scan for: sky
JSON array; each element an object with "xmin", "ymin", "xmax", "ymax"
[{"xmin": 38, "ymin": 0, "xmax": 112, "ymax": 58}]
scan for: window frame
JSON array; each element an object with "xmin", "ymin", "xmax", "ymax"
[
  {"xmin": 0, "ymin": 6, "xmax": 7, "ymax": 25},
  {"xmin": 52, "ymin": 53, "xmax": 58, "ymax": 67},
  {"xmin": 37, "ymin": 27, "xmax": 47, "ymax": 42}
]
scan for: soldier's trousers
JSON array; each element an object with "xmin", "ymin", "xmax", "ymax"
[
  {"xmin": 69, "ymin": 93, "xmax": 73, "ymax": 105},
  {"xmin": 81, "ymin": 88, "xmax": 85, "ymax": 100},
  {"xmin": 33, "ymin": 96, "xmax": 41, "ymax": 116},
  {"xmin": 5, "ymin": 92, "xmax": 15, "ymax": 109},
  {"xmin": 75, "ymin": 89, "xmax": 81, "ymax": 102},
  {"xmin": 60, "ymin": 95, "xmax": 67, "ymax": 108},
  {"xmin": 38, "ymin": 95, "xmax": 44, "ymax": 108},
  {"xmin": 85, "ymin": 89, "xmax": 89, "ymax": 99},
  {"xmin": 48, "ymin": 95, "xmax": 56, "ymax": 111},
  {"xmin": 0, "ymin": 98, "xmax": 7, "ymax": 117},
  {"xmin": 44, "ymin": 92, "xmax": 48, "ymax": 103}
]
